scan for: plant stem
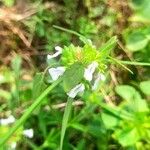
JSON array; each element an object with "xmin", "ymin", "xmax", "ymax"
[
  {"xmin": 108, "ymin": 56, "xmax": 133, "ymax": 74},
  {"xmin": 60, "ymin": 97, "xmax": 73, "ymax": 150},
  {"xmin": 53, "ymin": 25, "xmax": 83, "ymax": 38},
  {"xmin": 118, "ymin": 60, "xmax": 150, "ymax": 66},
  {"xmin": 0, "ymin": 77, "xmax": 62, "ymax": 147},
  {"xmin": 99, "ymin": 102, "xmax": 134, "ymax": 121}
]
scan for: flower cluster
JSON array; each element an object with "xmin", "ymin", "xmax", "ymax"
[{"xmin": 47, "ymin": 42, "xmax": 106, "ymax": 99}]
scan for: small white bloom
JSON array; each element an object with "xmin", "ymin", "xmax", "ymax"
[
  {"xmin": 10, "ymin": 142, "xmax": 17, "ymax": 149},
  {"xmin": 23, "ymin": 129, "xmax": 34, "ymax": 138},
  {"xmin": 67, "ymin": 83, "xmax": 85, "ymax": 98},
  {"xmin": 84, "ymin": 62, "xmax": 98, "ymax": 81},
  {"xmin": 0, "ymin": 115, "xmax": 15, "ymax": 125},
  {"xmin": 92, "ymin": 73, "xmax": 106, "ymax": 91},
  {"xmin": 55, "ymin": 46, "xmax": 63, "ymax": 52},
  {"xmin": 48, "ymin": 67, "xmax": 65, "ymax": 81},
  {"xmin": 47, "ymin": 46, "xmax": 62, "ymax": 60},
  {"xmin": 87, "ymin": 39, "xmax": 92, "ymax": 45}
]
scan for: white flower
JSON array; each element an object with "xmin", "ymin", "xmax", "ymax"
[
  {"xmin": 23, "ymin": 129, "xmax": 34, "ymax": 138},
  {"xmin": 10, "ymin": 142, "xmax": 17, "ymax": 149},
  {"xmin": 0, "ymin": 115, "xmax": 15, "ymax": 125},
  {"xmin": 92, "ymin": 73, "xmax": 106, "ymax": 91},
  {"xmin": 47, "ymin": 46, "xmax": 62, "ymax": 59},
  {"xmin": 67, "ymin": 83, "xmax": 85, "ymax": 98},
  {"xmin": 55, "ymin": 46, "xmax": 63, "ymax": 52},
  {"xmin": 84, "ymin": 62, "xmax": 98, "ymax": 81},
  {"xmin": 87, "ymin": 39, "xmax": 92, "ymax": 45},
  {"xmin": 48, "ymin": 67, "xmax": 65, "ymax": 81}
]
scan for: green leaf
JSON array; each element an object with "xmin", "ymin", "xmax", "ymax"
[
  {"xmin": 60, "ymin": 97, "xmax": 73, "ymax": 150},
  {"xmin": 131, "ymin": 0, "xmax": 150, "ymax": 22},
  {"xmin": 11, "ymin": 55, "xmax": 22, "ymax": 103},
  {"xmin": 2, "ymin": 0, "xmax": 14, "ymax": 7},
  {"xmin": 101, "ymin": 112, "xmax": 120, "ymax": 129},
  {"xmin": 99, "ymin": 36, "xmax": 117, "ymax": 60},
  {"xmin": 126, "ymin": 32, "xmax": 148, "ymax": 52},
  {"xmin": 113, "ymin": 128, "xmax": 140, "ymax": 146},
  {"xmin": 135, "ymin": 99, "xmax": 149, "ymax": 112},
  {"xmin": 70, "ymin": 123, "xmax": 86, "ymax": 132},
  {"xmin": 115, "ymin": 85, "xmax": 141, "ymax": 101},
  {"xmin": 63, "ymin": 62, "xmax": 84, "ymax": 92},
  {"xmin": 115, "ymin": 85, "xmax": 149, "ymax": 112},
  {"xmin": 0, "ymin": 78, "xmax": 62, "ymax": 146},
  {"xmin": 32, "ymin": 73, "xmax": 47, "ymax": 99},
  {"xmin": 11, "ymin": 55, "xmax": 22, "ymax": 77},
  {"xmin": 140, "ymin": 80, "xmax": 150, "ymax": 95}
]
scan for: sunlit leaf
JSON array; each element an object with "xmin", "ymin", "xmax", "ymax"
[
  {"xmin": 140, "ymin": 80, "xmax": 150, "ymax": 95},
  {"xmin": 113, "ymin": 128, "xmax": 140, "ymax": 146},
  {"xmin": 126, "ymin": 32, "xmax": 148, "ymax": 52}
]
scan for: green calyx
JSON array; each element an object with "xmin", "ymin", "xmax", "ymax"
[{"xmin": 60, "ymin": 42, "xmax": 107, "ymax": 72}]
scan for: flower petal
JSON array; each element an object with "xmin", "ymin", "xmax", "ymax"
[
  {"xmin": 84, "ymin": 62, "xmax": 98, "ymax": 81},
  {"xmin": 0, "ymin": 115, "xmax": 15, "ymax": 125},
  {"xmin": 10, "ymin": 142, "xmax": 17, "ymax": 149},
  {"xmin": 47, "ymin": 46, "xmax": 62, "ymax": 60},
  {"xmin": 23, "ymin": 129, "xmax": 34, "ymax": 138},
  {"xmin": 92, "ymin": 73, "xmax": 106, "ymax": 91},
  {"xmin": 55, "ymin": 46, "xmax": 63, "ymax": 52},
  {"xmin": 48, "ymin": 67, "xmax": 65, "ymax": 81},
  {"xmin": 67, "ymin": 83, "xmax": 85, "ymax": 98}
]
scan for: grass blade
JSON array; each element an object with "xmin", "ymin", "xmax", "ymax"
[
  {"xmin": 108, "ymin": 56, "xmax": 133, "ymax": 74},
  {"xmin": 60, "ymin": 97, "xmax": 73, "ymax": 150},
  {"xmin": 118, "ymin": 60, "xmax": 150, "ymax": 66},
  {"xmin": 53, "ymin": 25, "xmax": 83, "ymax": 38},
  {"xmin": 0, "ymin": 77, "xmax": 62, "ymax": 147}
]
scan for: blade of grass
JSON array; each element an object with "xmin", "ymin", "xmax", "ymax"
[
  {"xmin": 0, "ymin": 77, "xmax": 62, "ymax": 147},
  {"xmin": 60, "ymin": 97, "xmax": 73, "ymax": 150},
  {"xmin": 53, "ymin": 25, "xmax": 89, "ymax": 44},
  {"xmin": 99, "ymin": 102, "xmax": 134, "ymax": 121},
  {"xmin": 118, "ymin": 60, "xmax": 150, "ymax": 66},
  {"xmin": 53, "ymin": 25, "xmax": 83, "ymax": 37},
  {"xmin": 108, "ymin": 56, "xmax": 133, "ymax": 74}
]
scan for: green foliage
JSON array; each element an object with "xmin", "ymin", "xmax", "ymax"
[
  {"xmin": 77, "ymin": 17, "xmax": 98, "ymax": 37},
  {"xmin": 60, "ymin": 97, "xmax": 73, "ymax": 150},
  {"xmin": 0, "ymin": 0, "xmax": 150, "ymax": 149},
  {"xmin": 125, "ymin": 31, "xmax": 149, "ymax": 52},
  {"xmin": 131, "ymin": 0, "xmax": 150, "ymax": 22},
  {"xmin": 99, "ymin": 36, "xmax": 117, "ymax": 60},
  {"xmin": 0, "ymin": 126, "xmax": 22, "ymax": 149},
  {"xmin": 115, "ymin": 85, "xmax": 141, "ymax": 101},
  {"xmin": 2, "ymin": 0, "xmax": 14, "ymax": 7},
  {"xmin": 140, "ymin": 80, "xmax": 150, "ymax": 95},
  {"xmin": 32, "ymin": 73, "xmax": 47, "ymax": 99},
  {"xmin": 101, "ymin": 85, "xmax": 150, "ymax": 148},
  {"xmin": 61, "ymin": 36, "xmax": 117, "ymax": 73},
  {"xmin": 63, "ymin": 62, "xmax": 84, "ymax": 92}
]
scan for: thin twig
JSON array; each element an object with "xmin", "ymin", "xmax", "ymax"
[{"xmin": 4, "ymin": 20, "xmax": 31, "ymax": 48}]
